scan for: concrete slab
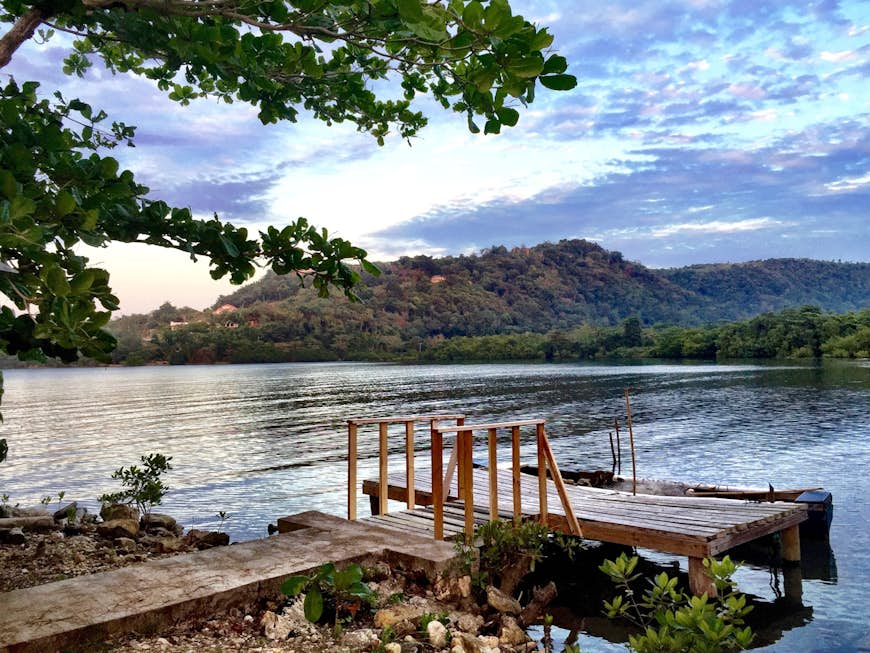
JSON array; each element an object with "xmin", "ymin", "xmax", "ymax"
[{"xmin": 0, "ymin": 511, "xmax": 459, "ymax": 653}]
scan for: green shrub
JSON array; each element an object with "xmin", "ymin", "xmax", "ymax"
[
  {"xmin": 281, "ymin": 562, "xmax": 376, "ymax": 629},
  {"xmin": 99, "ymin": 453, "xmax": 173, "ymax": 515},
  {"xmin": 600, "ymin": 553, "xmax": 754, "ymax": 653}
]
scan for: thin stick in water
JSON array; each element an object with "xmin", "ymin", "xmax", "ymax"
[
  {"xmin": 625, "ymin": 388, "xmax": 637, "ymax": 496},
  {"xmin": 608, "ymin": 430, "xmax": 617, "ymax": 474},
  {"xmin": 614, "ymin": 417, "xmax": 622, "ymax": 475}
]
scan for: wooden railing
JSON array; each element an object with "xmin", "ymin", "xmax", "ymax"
[
  {"xmin": 347, "ymin": 414, "xmax": 465, "ymax": 522},
  {"xmin": 434, "ymin": 420, "xmax": 583, "ymax": 542}
]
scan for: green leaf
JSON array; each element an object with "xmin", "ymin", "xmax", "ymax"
[
  {"xmin": 46, "ymin": 267, "xmax": 71, "ymax": 297},
  {"xmin": 397, "ymin": 0, "xmax": 424, "ymax": 23},
  {"xmin": 462, "ymin": 1, "xmax": 484, "ymax": 26},
  {"xmin": 303, "ymin": 585, "xmax": 323, "ymax": 623},
  {"xmin": 280, "ymin": 575, "xmax": 308, "ymax": 597},
  {"xmin": 496, "ymin": 107, "xmax": 519, "ymax": 126},
  {"xmin": 542, "ymin": 54, "xmax": 568, "ymax": 75},
  {"xmin": 484, "ymin": 118, "xmax": 501, "ymax": 134},
  {"xmin": 506, "ymin": 56, "xmax": 544, "ymax": 79},
  {"xmin": 55, "ymin": 191, "xmax": 76, "ymax": 217},
  {"xmin": 539, "ymin": 74, "xmax": 577, "ymax": 90}
]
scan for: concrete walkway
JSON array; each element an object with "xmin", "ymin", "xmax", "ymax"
[{"xmin": 0, "ymin": 511, "xmax": 459, "ymax": 653}]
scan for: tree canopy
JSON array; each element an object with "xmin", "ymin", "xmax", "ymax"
[{"xmin": 0, "ymin": 0, "xmax": 576, "ymax": 367}]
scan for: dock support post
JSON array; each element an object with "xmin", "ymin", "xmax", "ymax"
[
  {"xmin": 348, "ymin": 422, "xmax": 357, "ymax": 521},
  {"xmin": 688, "ymin": 557, "xmax": 717, "ymax": 598},
  {"xmin": 431, "ymin": 422, "xmax": 444, "ymax": 541},
  {"xmin": 781, "ymin": 524, "xmax": 803, "ymax": 602},
  {"xmin": 378, "ymin": 422, "xmax": 389, "ymax": 517},
  {"xmin": 536, "ymin": 423, "xmax": 548, "ymax": 525}
]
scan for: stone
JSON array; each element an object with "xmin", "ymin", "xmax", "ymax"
[
  {"xmin": 97, "ymin": 519, "xmax": 139, "ymax": 540},
  {"xmin": 374, "ymin": 604, "xmax": 425, "ymax": 628},
  {"xmin": 365, "ymin": 560, "xmax": 392, "ymax": 581},
  {"xmin": 499, "ymin": 615, "xmax": 529, "ymax": 647},
  {"xmin": 53, "ymin": 502, "xmax": 78, "ymax": 522},
  {"xmin": 2, "ymin": 527, "xmax": 26, "ymax": 545},
  {"xmin": 384, "ymin": 644, "xmax": 402, "ymax": 653},
  {"xmin": 401, "ymin": 636, "xmax": 422, "ymax": 653},
  {"xmin": 141, "ymin": 513, "xmax": 178, "ymax": 533},
  {"xmin": 0, "ymin": 516, "xmax": 56, "ymax": 532},
  {"xmin": 183, "ymin": 529, "xmax": 230, "ymax": 549},
  {"xmin": 339, "ymin": 627, "xmax": 379, "ymax": 650},
  {"xmin": 456, "ymin": 613, "xmax": 484, "ymax": 634},
  {"xmin": 486, "ymin": 585, "xmax": 521, "ymax": 615},
  {"xmin": 479, "ymin": 635, "xmax": 501, "ymax": 652},
  {"xmin": 458, "ymin": 575, "xmax": 472, "ymax": 598},
  {"xmin": 100, "ymin": 504, "xmax": 138, "ymax": 522},
  {"xmin": 427, "ymin": 620, "xmax": 449, "ymax": 648},
  {"xmin": 261, "ymin": 611, "xmax": 292, "ymax": 640},
  {"xmin": 139, "ymin": 535, "xmax": 187, "ymax": 554},
  {"xmin": 390, "ymin": 619, "xmax": 418, "ymax": 638},
  {"xmin": 113, "ymin": 537, "xmax": 138, "ymax": 554},
  {"xmin": 451, "ymin": 631, "xmax": 487, "ymax": 653}
]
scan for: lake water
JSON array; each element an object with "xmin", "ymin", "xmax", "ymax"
[{"xmin": 1, "ymin": 361, "xmax": 868, "ymax": 651}]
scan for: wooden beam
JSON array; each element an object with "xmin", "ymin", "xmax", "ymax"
[
  {"xmin": 349, "ymin": 414, "xmax": 465, "ymax": 426},
  {"xmin": 488, "ymin": 427, "xmax": 498, "ymax": 522},
  {"xmin": 436, "ymin": 419, "xmax": 545, "ymax": 434},
  {"xmin": 348, "ymin": 422, "xmax": 357, "ymax": 521},
  {"xmin": 379, "ymin": 421, "xmax": 389, "ymax": 517},
  {"xmin": 511, "ymin": 425, "xmax": 522, "ymax": 524},
  {"xmin": 431, "ymin": 423, "xmax": 444, "ymax": 541},
  {"xmin": 781, "ymin": 524, "xmax": 801, "ymax": 563},
  {"xmin": 405, "ymin": 421, "xmax": 415, "ymax": 510},
  {"xmin": 688, "ymin": 557, "xmax": 716, "ymax": 597},
  {"xmin": 462, "ymin": 430, "xmax": 474, "ymax": 544},
  {"xmin": 541, "ymin": 432, "xmax": 583, "ymax": 537},
  {"xmin": 537, "ymin": 423, "xmax": 548, "ymax": 525}
]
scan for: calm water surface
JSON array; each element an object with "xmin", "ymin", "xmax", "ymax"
[{"xmin": 1, "ymin": 361, "xmax": 868, "ymax": 651}]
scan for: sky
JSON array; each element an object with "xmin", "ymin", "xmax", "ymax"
[{"xmin": 3, "ymin": 0, "xmax": 869, "ymax": 314}]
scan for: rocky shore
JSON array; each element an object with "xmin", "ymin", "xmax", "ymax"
[{"xmin": 1, "ymin": 503, "xmax": 553, "ymax": 653}]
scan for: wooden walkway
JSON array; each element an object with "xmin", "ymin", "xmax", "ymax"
[
  {"xmin": 362, "ymin": 467, "xmax": 807, "ymax": 597},
  {"xmin": 348, "ymin": 414, "xmax": 807, "ymax": 598}
]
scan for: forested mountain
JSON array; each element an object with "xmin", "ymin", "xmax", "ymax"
[{"xmin": 108, "ymin": 239, "xmax": 869, "ymax": 364}]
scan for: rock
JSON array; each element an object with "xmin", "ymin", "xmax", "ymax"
[
  {"xmin": 62, "ymin": 523, "xmax": 83, "ymax": 536},
  {"xmin": 499, "ymin": 615, "xmax": 530, "ymax": 647},
  {"xmin": 96, "ymin": 519, "xmax": 139, "ymax": 540},
  {"xmin": 374, "ymin": 604, "xmax": 425, "ymax": 628},
  {"xmin": 451, "ymin": 631, "xmax": 487, "ymax": 653},
  {"xmin": 435, "ymin": 574, "xmax": 473, "ymax": 601},
  {"xmin": 100, "ymin": 504, "xmax": 138, "ymax": 522},
  {"xmin": 384, "ymin": 644, "xmax": 402, "ymax": 653},
  {"xmin": 261, "ymin": 611, "xmax": 292, "ymax": 640},
  {"xmin": 390, "ymin": 619, "xmax": 418, "ymax": 638},
  {"xmin": 146, "ymin": 526, "xmax": 178, "ymax": 539},
  {"xmin": 486, "ymin": 585, "xmax": 521, "ymax": 615},
  {"xmin": 140, "ymin": 512, "xmax": 178, "ymax": 533},
  {"xmin": 364, "ymin": 560, "xmax": 393, "ymax": 581},
  {"xmin": 427, "ymin": 620, "xmax": 449, "ymax": 648},
  {"xmin": 0, "ymin": 527, "xmax": 26, "ymax": 545},
  {"xmin": 401, "ymin": 636, "xmax": 422, "ymax": 653},
  {"xmin": 140, "ymin": 535, "xmax": 187, "ymax": 553},
  {"xmin": 52, "ymin": 502, "xmax": 78, "ymax": 522},
  {"xmin": 113, "ymin": 537, "xmax": 138, "ymax": 553},
  {"xmin": 339, "ymin": 627, "xmax": 379, "ymax": 650},
  {"xmin": 458, "ymin": 575, "xmax": 472, "ymax": 598},
  {"xmin": 183, "ymin": 529, "xmax": 230, "ymax": 549},
  {"xmin": 0, "ymin": 516, "xmax": 57, "ymax": 532},
  {"xmin": 456, "ymin": 613, "xmax": 484, "ymax": 634},
  {"xmin": 479, "ymin": 635, "xmax": 501, "ymax": 652}
]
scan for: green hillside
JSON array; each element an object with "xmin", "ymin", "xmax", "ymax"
[{"xmin": 108, "ymin": 239, "xmax": 870, "ymax": 364}]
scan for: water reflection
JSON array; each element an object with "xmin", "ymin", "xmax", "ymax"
[{"xmin": 1, "ymin": 360, "xmax": 867, "ymax": 651}]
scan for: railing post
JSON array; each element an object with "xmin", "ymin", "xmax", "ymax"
[
  {"xmin": 405, "ymin": 421, "xmax": 415, "ymax": 509},
  {"xmin": 348, "ymin": 421, "xmax": 357, "ymax": 521},
  {"xmin": 537, "ymin": 422, "xmax": 548, "ymax": 525},
  {"xmin": 542, "ymin": 431, "xmax": 583, "ymax": 536},
  {"xmin": 511, "ymin": 425, "xmax": 521, "ymax": 524},
  {"xmin": 488, "ymin": 427, "xmax": 498, "ymax": 522},
  {"xmin": 431, "ymin": 421, "xmax": 444, "ymax": 540},
  {"xmin": 461, "ymin": 429, "xmax": 474, "ymax": 544},
  {"xmin": 379, "ymin": 421, "xmax": 389, "ymax": 517}
]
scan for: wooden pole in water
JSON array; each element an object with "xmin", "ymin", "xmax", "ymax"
[
  {"xmin": 624, "ymin": 388, "xmax": 637, "ymax": 495},
  {"xmin": 614, "ymin": 417, "xmax": 622, "ymax": 475},
  {"xmin": 608, "ymin": 431, "xmax": 616, "ymax": 474}
]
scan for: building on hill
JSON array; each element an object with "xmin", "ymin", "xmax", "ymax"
[{"xmin": 213, "ymin": 304, "xmax": 238, "ymax": 315}]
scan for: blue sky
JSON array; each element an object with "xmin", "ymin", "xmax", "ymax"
[{"xmin": 4, "ymin": 0, "xmax": 869, "ymax": 313}]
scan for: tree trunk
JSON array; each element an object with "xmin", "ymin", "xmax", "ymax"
[
  {"xmin": 518, "ymin": 581, "xmax": 558, "ymax": 627},
  {"xmin": 0, "ymin": 7, "xmax": 47, "ymax": 69}
]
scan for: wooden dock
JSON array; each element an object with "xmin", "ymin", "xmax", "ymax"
[{"xmin": 347, "ymin": 415, "xmax": 808, "ymax": 598}]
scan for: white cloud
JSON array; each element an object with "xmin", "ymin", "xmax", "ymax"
[
  {"xmin": 650, "ymin": 218, "xmax": 789, "ymax": 238},
  {"xmin": 825, "ymin": 172, "xmax": 870, "ymax": 192}
]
